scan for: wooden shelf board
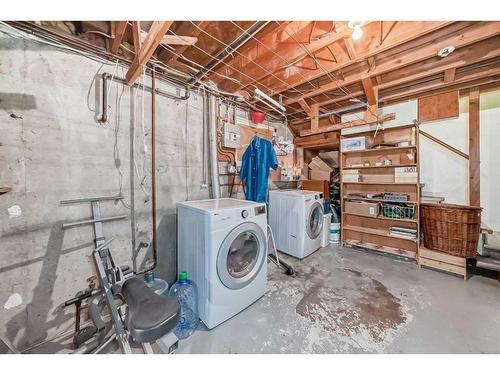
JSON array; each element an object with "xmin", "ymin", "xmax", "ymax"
[
  {"xmin": 343, "ymin": 196, "xmax": 418, "ymax": 204},
  {"xmin": 341, "ymin": 124, "xmax": 416, "ymax": 137},
  {"xmin": 343, "ymin": 163, "xmax": 417, "ymax": 170},
  {"xmin": 343, "ymin": 224, "xmax": 418, "ymax": 242},
  {"xmin": 418, "ymin": 247, "xmax": 467, "ymax": 279},
  {"xmin": 341, "ymin": 145, "xmax": 416, "ymax": 155},
  {"xmin": 344, "ymin": 239, "xmax": 417, "ymax": 260},
  {"xmin": 342, "ymin": 181, "xmax": 419, "ymax": 185},
  {"xmin": 343, "ymin": 211, "xmax": 419, "ymax": 224}
]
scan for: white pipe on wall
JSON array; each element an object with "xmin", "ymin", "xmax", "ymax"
[{"xmin": 208, "ymin": 94, "xmax": 220, "ymax": 199}]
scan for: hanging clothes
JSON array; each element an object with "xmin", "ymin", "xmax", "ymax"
[{"xmin": 240, "ymin": 136, "xmax": 278, "ymax": 203}]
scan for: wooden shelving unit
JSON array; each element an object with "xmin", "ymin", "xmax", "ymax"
[{"xmin": 340, "ymin": 124, "xmax": 420, "ymax": 260}]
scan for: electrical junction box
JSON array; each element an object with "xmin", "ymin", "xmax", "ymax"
[{"xmin": 222, "ymin": 123, "xmax": 241, "ymax": 149}]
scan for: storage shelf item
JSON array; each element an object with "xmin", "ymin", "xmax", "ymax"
[
  {"xmin": 380, "ymin": 203, "xmax": 416, "ymax": 220},
  {"xmin": 343, "ymin": 211, "xmax": 418, "ymax": 223},
  {"xmin": 421, "ymin": 203, "xmax": 482, "ymax": 258},
  {"xmin": 343, "ymin": 163, "xmax": 417, "ymax": 170},
  {"xmin": 341, "ymin": 124, "xmax": 420, "ymax": 260},
  {"xmin": 418, "ymin": 247, "xmax": 467, "ymax": 280},
  {"xmin": 341, "ymin": 145, "xmax": 417, "ymax": 155}
]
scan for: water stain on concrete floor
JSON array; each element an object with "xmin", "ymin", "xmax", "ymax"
[{"xmin": 295, "ymin": 267, "xmax": 406, "ymax": 343}]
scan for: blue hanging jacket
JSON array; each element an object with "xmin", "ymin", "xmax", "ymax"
[{"xmin": 240, "ymin": 136, "xmax": 278, "ymax": 203}]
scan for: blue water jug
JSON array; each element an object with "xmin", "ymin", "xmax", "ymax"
[{"xmin": 168, "ymin": 271, "xmax": 199, "ymax": 339}]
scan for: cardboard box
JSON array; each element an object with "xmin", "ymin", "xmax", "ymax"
[
  {"xmin": 395, "ymin": 166, "xmax": 417, "ymax": 175},
  {"xmin": 308, "ymin": 156, "xmax": 333, "ymax": 172},
  {"xmin": 301, "ymin": 179, "xmax": 329, "ymax": 198},
  {"xmin": 341, "ymin": 136, "xmax": 366, "ymax": 152},
  {"xmin": 310, "ymin": 169, "xmax": 331, "ymax": 181},
  {"xmin": 345, "ymin": 201, "xmax": 379, "ymax": 217},
  {"xmin": 362, "ymin": 174, "xmax": 394, "ymax": 183},
  {"xmin": 318, "ymin": 151, "xmax": 339, "ymax": 167}
]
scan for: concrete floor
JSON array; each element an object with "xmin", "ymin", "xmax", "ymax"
[
  {"xmin": 174, "ymin": 245, "xmax": 500, "ymax": 354},
  {"xmin": 24, "ymin": 244, "xmax": 500, "ymax": 354}
]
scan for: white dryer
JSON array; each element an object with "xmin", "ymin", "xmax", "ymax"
[
  {"xmin": 177, "ymin": 198, "xmax": 268, "ymax": 329},
  {"xmin": 268, "ymin": 190, "xmax": 324, "ymax": 259}
]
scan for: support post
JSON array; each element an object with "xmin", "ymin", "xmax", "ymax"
[{"xmin": 469, "ymin": 89, "xmax": 480, "ymax": 206}]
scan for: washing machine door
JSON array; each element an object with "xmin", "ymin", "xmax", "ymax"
[
  {"xmin": 217, "ymin": 222, "xmax": 267, "ymax": 290},
  {"xmin": 306, "ymin": 201, "xmax": 324, "ymax": 239}
]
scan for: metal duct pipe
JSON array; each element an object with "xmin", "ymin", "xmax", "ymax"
[
  {"xmin": 189, "ymin": 21, "xmax": 269, "ymax": 86},
  {"xmin": 97, "ymin": 73, "xmax": 110, "ymax": 123},
  {"xmin": 208, "ymin": 94, "xmax": 220, "ymax": 198},
  {"xmin": 150, "ymin": 68, "xmax": 158, "ymax": 272}
]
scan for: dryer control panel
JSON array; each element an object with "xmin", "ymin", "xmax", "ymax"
[{"xmin": 255, "ymin": 205, "xmax": 266, "ymax": 216}]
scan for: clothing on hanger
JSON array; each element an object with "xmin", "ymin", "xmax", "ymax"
[{"xmin": 240, "ymin": 135, "xmax": 278, "ymax": 203}]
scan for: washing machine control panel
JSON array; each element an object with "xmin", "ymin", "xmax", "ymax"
[
  {"xmin": 254, "ymin": 205, "xmax": 266, "ymax": 216},
  {"xmin": 241, "ymin": 210, "xmax": 249, "ymax": 218}
]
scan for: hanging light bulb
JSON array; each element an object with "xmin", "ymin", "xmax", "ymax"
[
  {"xmin": 352, "ymin": 24, "xmax": 363, "ymax": 40},
  {"xmin": 348, "ymin": 21, "xmax": 364, "ymax": 41}
]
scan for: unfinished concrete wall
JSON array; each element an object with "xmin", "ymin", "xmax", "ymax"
[{"xmin": 0, "ymin": 29, "xmax": 209, "ymax": 352}]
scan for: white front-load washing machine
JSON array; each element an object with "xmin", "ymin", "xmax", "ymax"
[
  {"xmin": 268, "ymin": 190, "xmax": 324, "ymax": 259},
  {"xmin": 177, "ymin": 198, "xmax": 268, "ymax": 329}
]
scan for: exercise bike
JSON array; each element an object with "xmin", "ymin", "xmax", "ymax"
[{"xmin": 61, "ymin": 195, "xmax": 180, "ymax": 354}]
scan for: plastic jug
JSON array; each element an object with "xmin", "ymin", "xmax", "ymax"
[
  {"xmin": 168, "ymin": 271, "xmax": 199, "ymax": 339},
  {"xmin": 144, "ymin": 271, "xmax": 169, "ymax": 297}
]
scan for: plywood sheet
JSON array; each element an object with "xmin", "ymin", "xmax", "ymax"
[{"xmin": 418, "ymin": 90, "xmax": 459, "ymax": 122}]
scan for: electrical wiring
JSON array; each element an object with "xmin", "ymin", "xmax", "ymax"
[
  {"xmin": 163, "ymin": 27, "xmax": 314, "ymax": 118},
  {"xmin": 228, "ymin": 21, "xmax": 340, "ymax": 115},
  {"xmin": 229, "ymin": 21, "xmax": 369, "ymax": 123},
  {"xmin": 157, "ymin": 42, "xmax": 285, "ymax": 121},
  {"xmin": 276, "ymin": 21, "xmax": 370, "ymax": 123},
  {"xmin": 188, "ymin": 21, "xmax": 326, "ymax": 99}
]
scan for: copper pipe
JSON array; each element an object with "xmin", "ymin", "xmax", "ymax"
[{"xmin": 151, "ymin": 68, "xmax": 158, "ymax": 270}]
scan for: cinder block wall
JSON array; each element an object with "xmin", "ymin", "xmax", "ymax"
[{"xmin": 0, "ymin": 31, "xmax": 210, "ymax": 352}]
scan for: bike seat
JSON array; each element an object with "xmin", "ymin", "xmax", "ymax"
[{"xmin": 121, "ymin": 277, "xmax": 180, "ymax": 343}]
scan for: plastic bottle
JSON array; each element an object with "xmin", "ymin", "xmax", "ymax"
[
  {"xmin": 143, "ymin": 271, "xmax": 169, "ymax": 297},
  {"xmin": 168, "ymin": 271, "xmax": 199, "ymax": 339}
]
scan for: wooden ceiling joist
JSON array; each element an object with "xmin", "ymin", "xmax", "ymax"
[
  {"xmin": 265, "ymin": 21, "xmax": 453, "ymax": 97},
  {"xmin": 161, "ymin": 35, "xmax": 198, "ymax": 46},
  {"xmin": 132, "ymin": 21, "xmax": 142, "ymax": 51},
  {"xmin": 444, "ymin": 67, "xmax": 457, "ymax": 83},
  {"xmin": 361, "ymin": 76, "xmax": 377, "ymax": 105},
  {"xmin": 284, "ymin": 22, "xmax": 500, "ymax": 106},
  {"xmin": 125, "ymin": 21, "xmax": 174, "ymax": 85},
  {"xmin": 110, "ymin": 21, "xmax": 127, "ymax": 54},
  {"xmin": 299, "ymin": 112, "xmax": 396, "ymax": 137},
  {"xmin": 162, "ymin": 21, "xmax": 209, "ymax": 65}
]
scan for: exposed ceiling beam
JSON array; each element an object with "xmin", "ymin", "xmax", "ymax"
[
  {"xmin": 161, "ymin": 35, "xmax": 198, "ymax": 46},
  {"xmin": 361, "ymin": 76, "xmax": 377, "ymax": 105},
  {"xmin": 132, "ymin": 21, "xmax": 142, "ymax": 52},
  {"xmin": 297, "ymin": 98, "xmax": 313, "ymax": 117},
  {"xmin": 264, "ymin": 21, "xmax": 453, "ymax": 96},
  {"xmin": 211, "ymin": 21, "xmax": 355, "ymax": 90},
  {"xmin": 381, "ymin": 64, "xmax": 500, "ymax": 102},
  {"xmin": 289, "ymin": 60, "xmax": 500, "ymax": 127},
  {"xmin": 284, "ymin": 22, "xmax": 500, "ymax": 106},
  {"xmin": 299, "ymin": 113, "xmax": 396, "ymax": 137},
  {"xmin": 125, "ymin": 21, "xmax": 173, "ymax": 85},
  {"xmin": 444, "ymin": 67, "xmax": 456, "ymax": 83},
  {"xmin": 343, "ymin": 37, "xmax": 357, "ymax": 60},
  {"xmin": 163, "ymin": 21, "xmax": 209, "ymax": 64},
  {"xmin": 110, "ymin": 21, "xmax": 127, "ymax": 54}
]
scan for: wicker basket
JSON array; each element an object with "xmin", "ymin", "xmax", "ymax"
[{"xmin": 420, "ymin": 203, "xmax": 482, "ymax": 258}]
